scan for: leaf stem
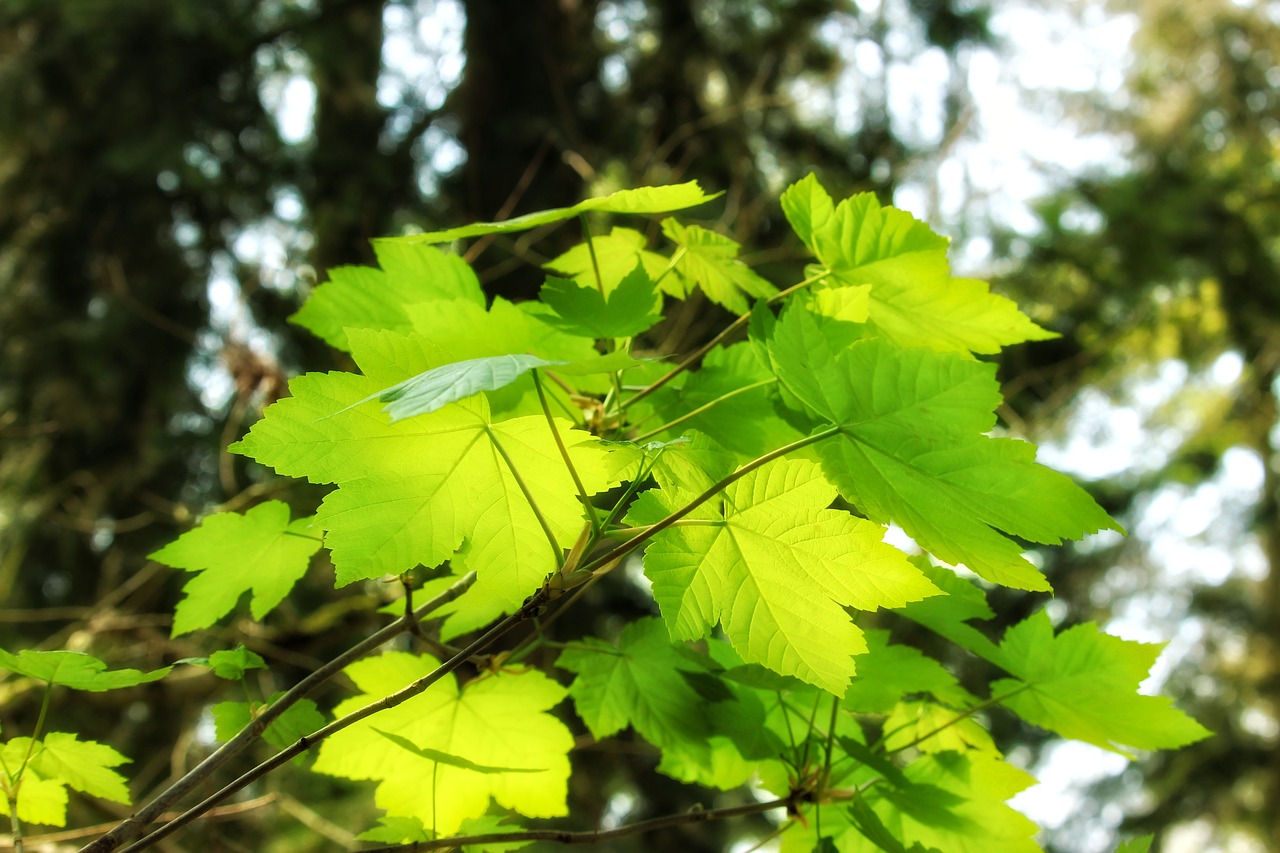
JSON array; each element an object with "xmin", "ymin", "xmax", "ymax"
[
  {"xmin": 483, "ymin": 425, "xmax": 564, "ymax": 567},
  {"xmin": 576, "ymin": 427, "xmax": 841, "ymax": 578},
  {"xmin": 631, "ymin": 377, "xmax": 777, "ymax": 442},
  {"xmin": 622, "ymin": 268, "xmax": 831, "ymax": 410},
  {"xmin": 532, "ymin": 370, "xmax": 601, "ymax": 533},
  {"xmin": 357, "ymin": 796, "xmax": 793, "ymax": 852},
  {"xmin": 81, "ymin": 573, "xmax": 477, "ymax": 853}
]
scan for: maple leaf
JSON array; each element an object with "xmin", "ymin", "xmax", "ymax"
[
  {"xmin": 768, "ymin": 304, "xmax": 1122, "ymax": 591},
  {"xmin": 544, "ymin": 227, "xmax": 671, "ymax": 299},
  {"xmin": 0, "ymin": 649, "xmax": 170, "ymax": 691},
  {"xmin": 540, "ymin": 265, "xmax": 663, "ymax": 338},
  {"xmin": 660, "ymin": 218, "xmax": 777, "ymax": 312},
  {"xmin": 231, "ymin": 329, "xmax": 624, "ymax": 621},
  {"xmin": 781, "ymin": 173, "xmax": 1052, "ymax": 354},
  {"xmin": 627, "ymin": 457, "xmax": 940, "ymax": 693},
  {"xmin": 291, "ymin": 242, "xmax": 485, "ymax": 351},
  {"xmin": 312, "ymin": 651, "xmax": 572, "ymax": 836},
  {"xmin": 0, "ymin": 733, "xmax": 131, "ymax": 827},
  {"xmin": 149, "ymin": 501, "xmax": 323, "ymax": 636},
  {"xmin": 843, "ymin": 630, "xmax": 977, "ymax": 714},
  {"xmin": 557, "ymin": 617, "xmax": 775, "ymax": 790},
  {"xmin": 989, "ymin": 610, "xmax": 1212, "ymax": 756}
]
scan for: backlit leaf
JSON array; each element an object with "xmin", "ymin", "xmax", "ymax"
[{"xmin": 0, "ymin": 649, "xmax": 170, "ymax": 691}]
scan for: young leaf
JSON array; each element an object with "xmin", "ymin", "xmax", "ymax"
[
  {"xmin": 387, "ymin": 182, "xmax": 717, "ymax": 244},
  {"xmin": 186, "ymin": 645, "xmax": 266, "ymax": 681},
  {"xmin": 660, "ymin": 218, "xmax": 777, "ymax": 312},
  {"xmin": 627, "ymin": 457, "xmax": 940, "ymax": 694},
  {"xmin": 0, "ymin": 733, "xmax": 131, "ymax": 827},
  {"xmin": 769, "ymin": 306, "xmax": 1121, "ymax": 591},
  {"xmin": 212, "ymin": 696, "xmax": 326, "ymax": 749},
  {"xmin": 780, "ymin": 173, "xmax": 1052, "ymax": 354},
  {"xmin": 312, "ymin": 651, "xmax": 572, "ymax": 836},
  {"xmin": 149, "ymin": 501, "xmax": 323, "ymax": 636},
  {"xmin": 539, "ymin": 265, "xmax": 663, "ymax": 338},
  {"xmin": 0, "ymin": 649, "xmax": 170, "ymax": 691},
  {"xmin": 989, "ymin": 610, "xmax": 1212, "ymax": 756},
  {"xmin": 290, "ymin": 243, "xmax": 484, "ymax": 351}
]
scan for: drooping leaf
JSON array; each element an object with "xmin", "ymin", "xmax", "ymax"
[
  {"xmin": 660, "ymin": 218, "xmax": 777, "ymax": 312},
  {"xmin": 540, "ymin": 265, "xmax": 663, "ymax": 338},
  {"xmin": 0, "ymin": 649, "xmax": 170, "ymax": 691},
  {"xmin": 989, "ymin": 610, "xmax": 1212, "ymax": 756},
  {"xmin": 780, "ymin": 173, "xmax": 1052, "ymax": 354},
  {"xmin": 0, "ymin": 733, "xmax": 130, "ymax": 827},
  {"xmin": 627, "ymin": 457, "xmax": 940, "ymax": 693},
  {"xmin": 768, "ymin": 305, "xmax": 1121, "ymax": 591},
  {"xmin": 374, "ymin": 728, "xmax": 544, "ymax": 774},
  {"xmin": 149, "ymin": 501, "xmax": 323, "ymax": 636},
  {"xmin": 312, "ymin": 651, "xmax": 572, "ymax": 836},
  {"xmin": 389, "ymin": 182, "xmax": 717, "ymax": 244},
  {"xmin": 290, "ymin": 243, "xmax": 484, "ymax": 350}
]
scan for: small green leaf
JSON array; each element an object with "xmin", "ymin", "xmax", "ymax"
[
  {"xmin": 544, "ymin": 227, "xmax": 671, "ymax": 298},
  {"xmin": 660, "ymin": 218, "xmax": 777, "ymax": 312},
  {"xmin": 197, "ymin": 646, "xmax": 267, "ymax": 681},
  {"xmin": 149, "ymin": 501, "xmax": 323, "ymax": 636},
  {"xmin": 388, "ymin": 182, "xmax": 717, "ymax": 244},
  {"xmin": 212, "ymin": 696, "xmax": 326, "ymax": 749},
  {"xmin": 0, "ymin": 649, "xmax": 170, "ymax": 691},
  {"xmin": 540, "ymin": 265, "xmax": 663, "ymax": 338},
  {"xmin": 373, "ymin": 728, "xmax": 544, "ymax": 774},
  {"xmin": 1114, "ymin": 836, "xmax": 1154, "ymax": 853},
  {"xmin": 0, "ymin": 733, "xmax": 131, "ymax": 827}
]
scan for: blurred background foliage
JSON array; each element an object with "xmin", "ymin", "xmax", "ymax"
[{"xmin": 0, "ymin": 1, "xmax": 1276, "ymax": 851}]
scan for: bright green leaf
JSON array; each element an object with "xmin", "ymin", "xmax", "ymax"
[
  {"xmin": 882, "ymin": 700, "xmax": 1000, "ymax": 755},
  {"xmin": 374, "ymin": 728, "xmax": 544, "ymax": 774},
  {"xmin": 1114, "ymin": 836, "xmax": 1154, "ymax": 853},
  {"xmin": 990, "ymin": 611, "xmax": 1212, "ymax": 756},
  {"xmin": 843, "ymin": 630, "xmax": 976, "ymax": 714},
  {"xmin": 290, "ymin": 243, "xmax": 484, "ymax": 350},
  {"xmin": 389, "ymin": 182, "xmax": 717, "ymax": 244},
  {"xmin": 312, "ymin": 651, "xmax": 573, "ymax": 836},
  {"xmin": 769, "ymin": 306, "xmax": 1121, "ymax": 591},
  {"xmin": 149, "ymin": 501, "xmax": 323, "ymax": 636},
  {"xmin": 0, "ymin": 649, "xmax": 170, "ymax": 691},
  {"xmin": 660, "ymin": 218, "xmax": 776, "ymax": 312},
  {"xmin": 191, "ymin": 645, "xmax": 266, "ymax": 681},
  {"xmin": 0, "ymin": 733, "xmax": 130, "ymax": 827},
  {"xmin": 780, "ymin": 174, "xmax": 1051, "ymax": 354},
  {"xmin": 544, "ymin": 227, "xmax": 671, "ymax": 299},
  {"xmin": 627, "ymin": 457, "xmax": 940, "ymax": 693}
]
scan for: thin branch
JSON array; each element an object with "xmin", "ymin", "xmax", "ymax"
[
  {"xmin": 80, "ymin": 573, "xmax": 477, "ymax": 853},
  {"xmin": 357, "ymin": 796, "xmax": 793, "ymax": 852}
]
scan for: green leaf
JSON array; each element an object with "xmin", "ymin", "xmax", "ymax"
[
  {"xmin": 212, "ymin": 695, "xmax": 326, "ymax": 749},
  {"xmin": 0, "ymin": 733, "xmax": 131, "ymax": 827},
  {"xmin": 989, "ymin": 611, "xmax": 1212, "ymax": 756},
  {"xmin": 540, "ymin": 265, "xmax": 663, "ymax": 338},
  {"xmin": 843, "ymin": 630, "xmax": 976, "ymax": 714},
  {"xmin": 1114, "ymin": 836, "xmax": 1154, "ymax": 853},
  {"xmin": 882, "ymin": 700, "xmax": 999, "ymax": 755},
  {"xmin": 660, "ymin": 218, "xmax": 777, "ymax": 312},
  {"xmin": 769, "ymin": 306, "xmax": 1121, "ymax": 591},
  {"xmin": 149, "ymin": 501, "xmax": 323, "ymax": 636},
  {"xmin": 780, "ymin": 174, "xmax": 1051, "ymax": 354},
  {"xmin": 894, "ymin": 562, "xmax": 1004, "ymax": 664},
  {"xmin": 312, "ymin": 651, "xmax": 573, "ymax": 836},
  {"xmin": 0, "ymin": 649, "xmax": 170, "ymax": 691},
  {"xmin": 290, "ymin": 243, "xmax": 484, "ymax": 350},
  {"xmin": 374, "ymin": 728, "xmax": 544, "ymax": 774},
  {"xmin": 544, "ymin": 227, "xmax": 671, "ymax": 299},
  {"xmin": 358, "ymin": 816, "xmax": 431, "ymax": 844},
  {"xmin": 627, "ymin": 457, "xmax": 940, "ymax": 693},
  {"xmin": 190, "ymin": 645, "xmax": 266, "ymax": 681},
  {"xmin": 388, "ymin": 182, "xmax": 717, "ymax": 244}
]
